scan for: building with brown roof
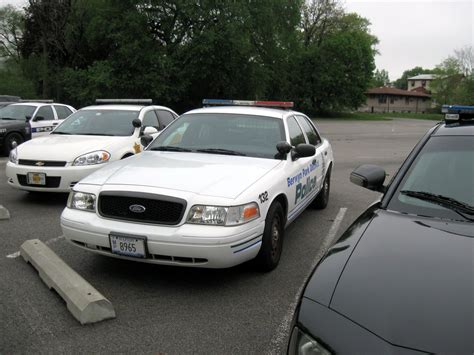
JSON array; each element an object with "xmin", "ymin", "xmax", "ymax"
[{"xmin": 359, "ymin": 87, "xmax": 432, "ymax": 113}]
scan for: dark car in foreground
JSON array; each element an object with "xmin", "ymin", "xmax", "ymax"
[{"xmin": 289, "ymin": 105, "xmax": 473, "ymax": 354}]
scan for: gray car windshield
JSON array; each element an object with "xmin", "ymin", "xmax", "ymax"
[
  {"xmin": 388, "ymin": 136, "xmax": 474, "ymax": 221},
  {"xmin": 53, "ymin": 110, "xmax": 139, "ymax": 136},
  {"xmin": 148, "ymin": 113, "xmax": 286, "ymax": 159},
  {"xmin": 0, "ymin": 105, "xmax": 36, "ymax": 121}
]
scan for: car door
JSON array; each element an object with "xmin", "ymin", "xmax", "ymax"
[
  {"xmin": 286, "ymin": 115, "xmax": 323, "ymax": 219},
  {"xmin": 295, "ymin": 115, "xmax": 326, "ymax": 191},
  {"xmin": 31, "ymin": 105, "xmax": 57, "ymax": 137}
]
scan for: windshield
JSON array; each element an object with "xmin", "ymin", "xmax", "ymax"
[
  {"xmin": 388, "ymin": 136, "xmax": 474, "ymax": 221},
  {"xmin": 0, "ymin": 105, "xmax": 36, "ymax": 121},
  {"xmin": 53, "ymin": 109, "xmax": 139, "ymax": 136},
  {"xmin": 147, "ymin": 113, "xmax": 286, "ymax": 159}
]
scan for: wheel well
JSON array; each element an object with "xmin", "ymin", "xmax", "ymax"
[
  {"xmin": 327, "ymin": 161, "xmax": 333, "ymax": 176},
  {"xmin": 272, "ymin": 193, "xmax": 288, "ymax": 224},
  {"xmin": 6, "ymin": 131, "xmax": 25, "ymax": 139}
]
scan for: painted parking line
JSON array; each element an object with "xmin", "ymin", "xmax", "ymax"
[
  {"xmin": 6, "ymin": 235, "xmax": 65, "ymax": 259},
  {"xmin": 0, "ymin": 204, "xmax": 10, "ymax": 220},
  {"xmin": 266, "ymin": 207, "xmax": 347, "ymax": 355}
]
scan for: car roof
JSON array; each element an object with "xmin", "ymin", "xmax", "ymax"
[
  {"xmin": 81, "ymin": 105, "xmax": 173, "ymax": 112},
  {"xmin": 433, "ymin": 121, "xmax": 474, "ymax": 136},
  {"xmin": 183, "ymin": 105, "xmax": 304, "ymax": 119},
  {"xmin": 9, "ymin": 102, "xmax": 50, "ymax": 108}
]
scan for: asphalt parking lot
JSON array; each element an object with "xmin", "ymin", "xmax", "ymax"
[{"xmin": 0, "ymin": 118, "xmax": 436, "ymax": 354}]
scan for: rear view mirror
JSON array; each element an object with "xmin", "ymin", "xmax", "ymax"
[
  {"xmin": 140, "ymin": 134, "xmax": 153, "ymax": 147},
  {"xmin": 350, "ymin": 164, "xmax": 386, "ymax": 192}
]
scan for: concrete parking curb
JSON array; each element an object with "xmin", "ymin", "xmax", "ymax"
[
  {"xmin": 0, "ymin": 205, "xmax": 10, "ymax": 220},
  {"xmin": 20, "ymin": 239, "xmax": 116, "ymax": 325}
]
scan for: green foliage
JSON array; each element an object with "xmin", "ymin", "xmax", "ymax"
[
  {"xmin": 0, "ymin": 60, "xmax": 36, "ymax": 97},
  {"xmin": 6, "ymin": 1, "xmax": 377, "ymax": 112},
  {"xmin": 370, "ymin": 69, "xmax": 390, "ymax": 87}
]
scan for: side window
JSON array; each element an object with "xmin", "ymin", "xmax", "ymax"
[
  {"xmin": 34, "ymin": 106, "xmax": 54, "ymax": 121},
  {"xmin": 54, "ymin": 105, "xmax": 72, "ymax": 120},
  {"xmin": 287, "ymin": 116, "xmax": 306, "ymax": 146},
  {"xmin": 155, "ymin": 110, "xmax": 175, "ymax": 129},
  {"xmin": 143, "ymin": 110, "xmax": 159, "ymax": 128},
  {"xmin": 296, "ymin": 115, "xmax": 321, "ymax": 145}
]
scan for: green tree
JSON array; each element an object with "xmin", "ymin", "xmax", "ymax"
[
  {"xmin": 370, "ymin": 68, "xmax": 390, "ymax": 87},
  {"xmin": 431, "ymin": 47, "xmax": 474, "ymax": 105}
]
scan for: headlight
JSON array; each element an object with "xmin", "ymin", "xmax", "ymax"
[
  {"xmin": 288, "ymin": 327, "xmax": 332, "ymax": 355},
  {"xmin": 9, "ymin": 147, "xmax": 18, "ymax": 164},
  {"xmin": 73, "ymin": 150, "xmax": 110, "ymax": 166},
  {"xmin": 67, "ymin": 191, "xmax": 96, "ymax": 212},
  {"xmin": 186, "ymin": 202, "xmax": 260, "ymax": 226}
]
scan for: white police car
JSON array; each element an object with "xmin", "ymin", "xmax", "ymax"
[
  {"xmin": 6, "ymin": 100, "xmax": 178, "ymax": 192},
  {"xmin": 60, "ymin": 100, "xmax": 334, "ymax": 271}
]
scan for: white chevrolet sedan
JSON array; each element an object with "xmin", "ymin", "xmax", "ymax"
[
  {"xmin": 60, "ymin": 100, "xmax": 334, "ymax": 271},
  {"xmin": 6, "ymin": 102, "xmax": 178, "ymax": 192}
]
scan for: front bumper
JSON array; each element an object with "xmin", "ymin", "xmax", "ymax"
[
  {"xmin": 61, "ymin": 207, "xmax": 265, "ymax": 268},
  {"xmin": 6, "ymin": 162, "xmax": 104, "ymax": 192}
]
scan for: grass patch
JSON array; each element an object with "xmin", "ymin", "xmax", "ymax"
[{"xmin": 313, "ymin": 112, "xmax": 443, "ymax": 121}]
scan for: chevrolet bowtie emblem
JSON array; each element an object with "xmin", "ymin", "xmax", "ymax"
[{"xmin": 35, "ymin": 161, "xmax": 45, "ymax": 166}]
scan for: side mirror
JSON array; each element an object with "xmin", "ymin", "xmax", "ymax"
[
  {"xmin": 33, "ymin": 116, "xmax": 44, "ymax": 122},
  {"xmin": 350, "ymin": 164, "xmax": 386, "ymax": 192},
  {"xmin": 140, "ymin": 134, "xmax": 153, "ymax": 147},
  {"xmin": 276, "ymin": 141, "xmax": 292, "ymax": 154},
  {"xmin": 143, "ymin": 126, "xmax": 158, "ymax": 135},
  {"xmin": 292, "ymin": 143, "xmax": 315, "ymax": 160},
  {"xmin": 132, "ymin": 118, "xmax": 142, "ymax": 128}
]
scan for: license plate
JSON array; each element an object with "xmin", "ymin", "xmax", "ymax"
[
  {"xmin": 27, "ymin": 172, "xmax": 46, "ymax": 185},
  {"xmin": 109, "ymin": 234, "xmax": 146, "ymax": 258}
]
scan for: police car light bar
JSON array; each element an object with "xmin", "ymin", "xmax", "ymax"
[
  {"xmin": 95, "ymin": 99, "xmax": 153, "ymax": 105},
  {"xmin": 20, "ymin": 99, "xmax": 54, "ymax": 103},
  {"xmin": 202, "ymin": 99, "xmax": 294, "ymax": 109},
  {"xmin": 442, "ymin": 105, "xmax": 474, "ymax": 122}
]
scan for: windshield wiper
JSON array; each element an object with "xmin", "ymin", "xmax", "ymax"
[
  {"xmin": 400, "ymin": 190, "xmax": 474, "ymax": 221},
  {"xmin": 196, "ymin": 148, "xmax": 246, "ymax": 156},
  {"xmin": 79, "ymin": 133, "xmax": 115, "ymax": 136},
  {"xmin": 51, "ymin": 131, "xmax": 72, "ymax": 135},
  {"xmin": 150, "ymin": 146, "xmax": 193, "ymax": 152}
]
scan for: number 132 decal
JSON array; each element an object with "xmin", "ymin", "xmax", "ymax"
[{"xmin": 258, "ymin": 191, "xmax": 268, "ymax": 204}]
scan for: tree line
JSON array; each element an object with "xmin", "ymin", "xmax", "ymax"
[{"xmin": 0, "ymin": 0, "xmax": 377, "ymax": 114}]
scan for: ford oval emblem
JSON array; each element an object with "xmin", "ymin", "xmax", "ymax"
[{"xmin": 129, "ymin": 204, "xmax": 146, "ymax": 213}]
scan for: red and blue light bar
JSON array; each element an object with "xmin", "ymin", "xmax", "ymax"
[
  {"xmin": 442, "ymin": 105, "xmax": 474, "ymax": 121},
  {"xmin": 203, "ymin": 99, "xmax": 294, "ymax": 108}
]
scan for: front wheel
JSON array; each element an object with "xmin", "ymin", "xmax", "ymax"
[
  {"xmin": 254, "ymin": 201, "xmax": 285, "ymax": 272},
  {"xmin": 3, "ymin": 132, "xmax": 23, "ymax": 155}
]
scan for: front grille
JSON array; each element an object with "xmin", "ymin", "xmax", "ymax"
[
  {"xmin": 98, "ymin": 191, "xmax": 186, "ymax": 225},
  {"xmin": 18, "ymin": 159, "xmax": 67, "ymax": 167},
  {"xmin": 17, "ymin": 174, "xmax": 61, "ymax": 188}
]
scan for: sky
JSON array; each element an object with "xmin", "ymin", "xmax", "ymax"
[{"xmin": 1, "ymin": 0, "xmax": 473, "ymax": 81}]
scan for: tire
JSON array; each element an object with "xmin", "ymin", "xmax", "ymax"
[
  {"xmin": 254, "ymin": 201, "xmax": 285, "ymax": 272},
  {"xmin": 3, "ymin": 132, "xmax": 23, "ymax": 156},
  {"xmin": 312, "ymin": 168, "xmax": 331, "ymax": 209}
]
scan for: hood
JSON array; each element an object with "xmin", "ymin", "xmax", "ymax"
[
  {"xmin": 16, "ymin": 134, "xmax": 127, "ymax": 162},
  {"xmin": 80, "ymin": 151, "xmax": 282, "ymax": 199},
  {"xmin": 328, "ymin": 210, "xmax": 473, "ymax": 354}
]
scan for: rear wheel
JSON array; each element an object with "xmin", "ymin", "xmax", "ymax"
[
  {"xmin": 254, "ymin": 201, "xmax": 285, "ymax": 272},
  {"xmin": 3, "ymin": 132, "xmax": 23, "ymax": 155},
  {"xmin": 312, "ymin": 168, "xmax": 331, "ymax": 209}
]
